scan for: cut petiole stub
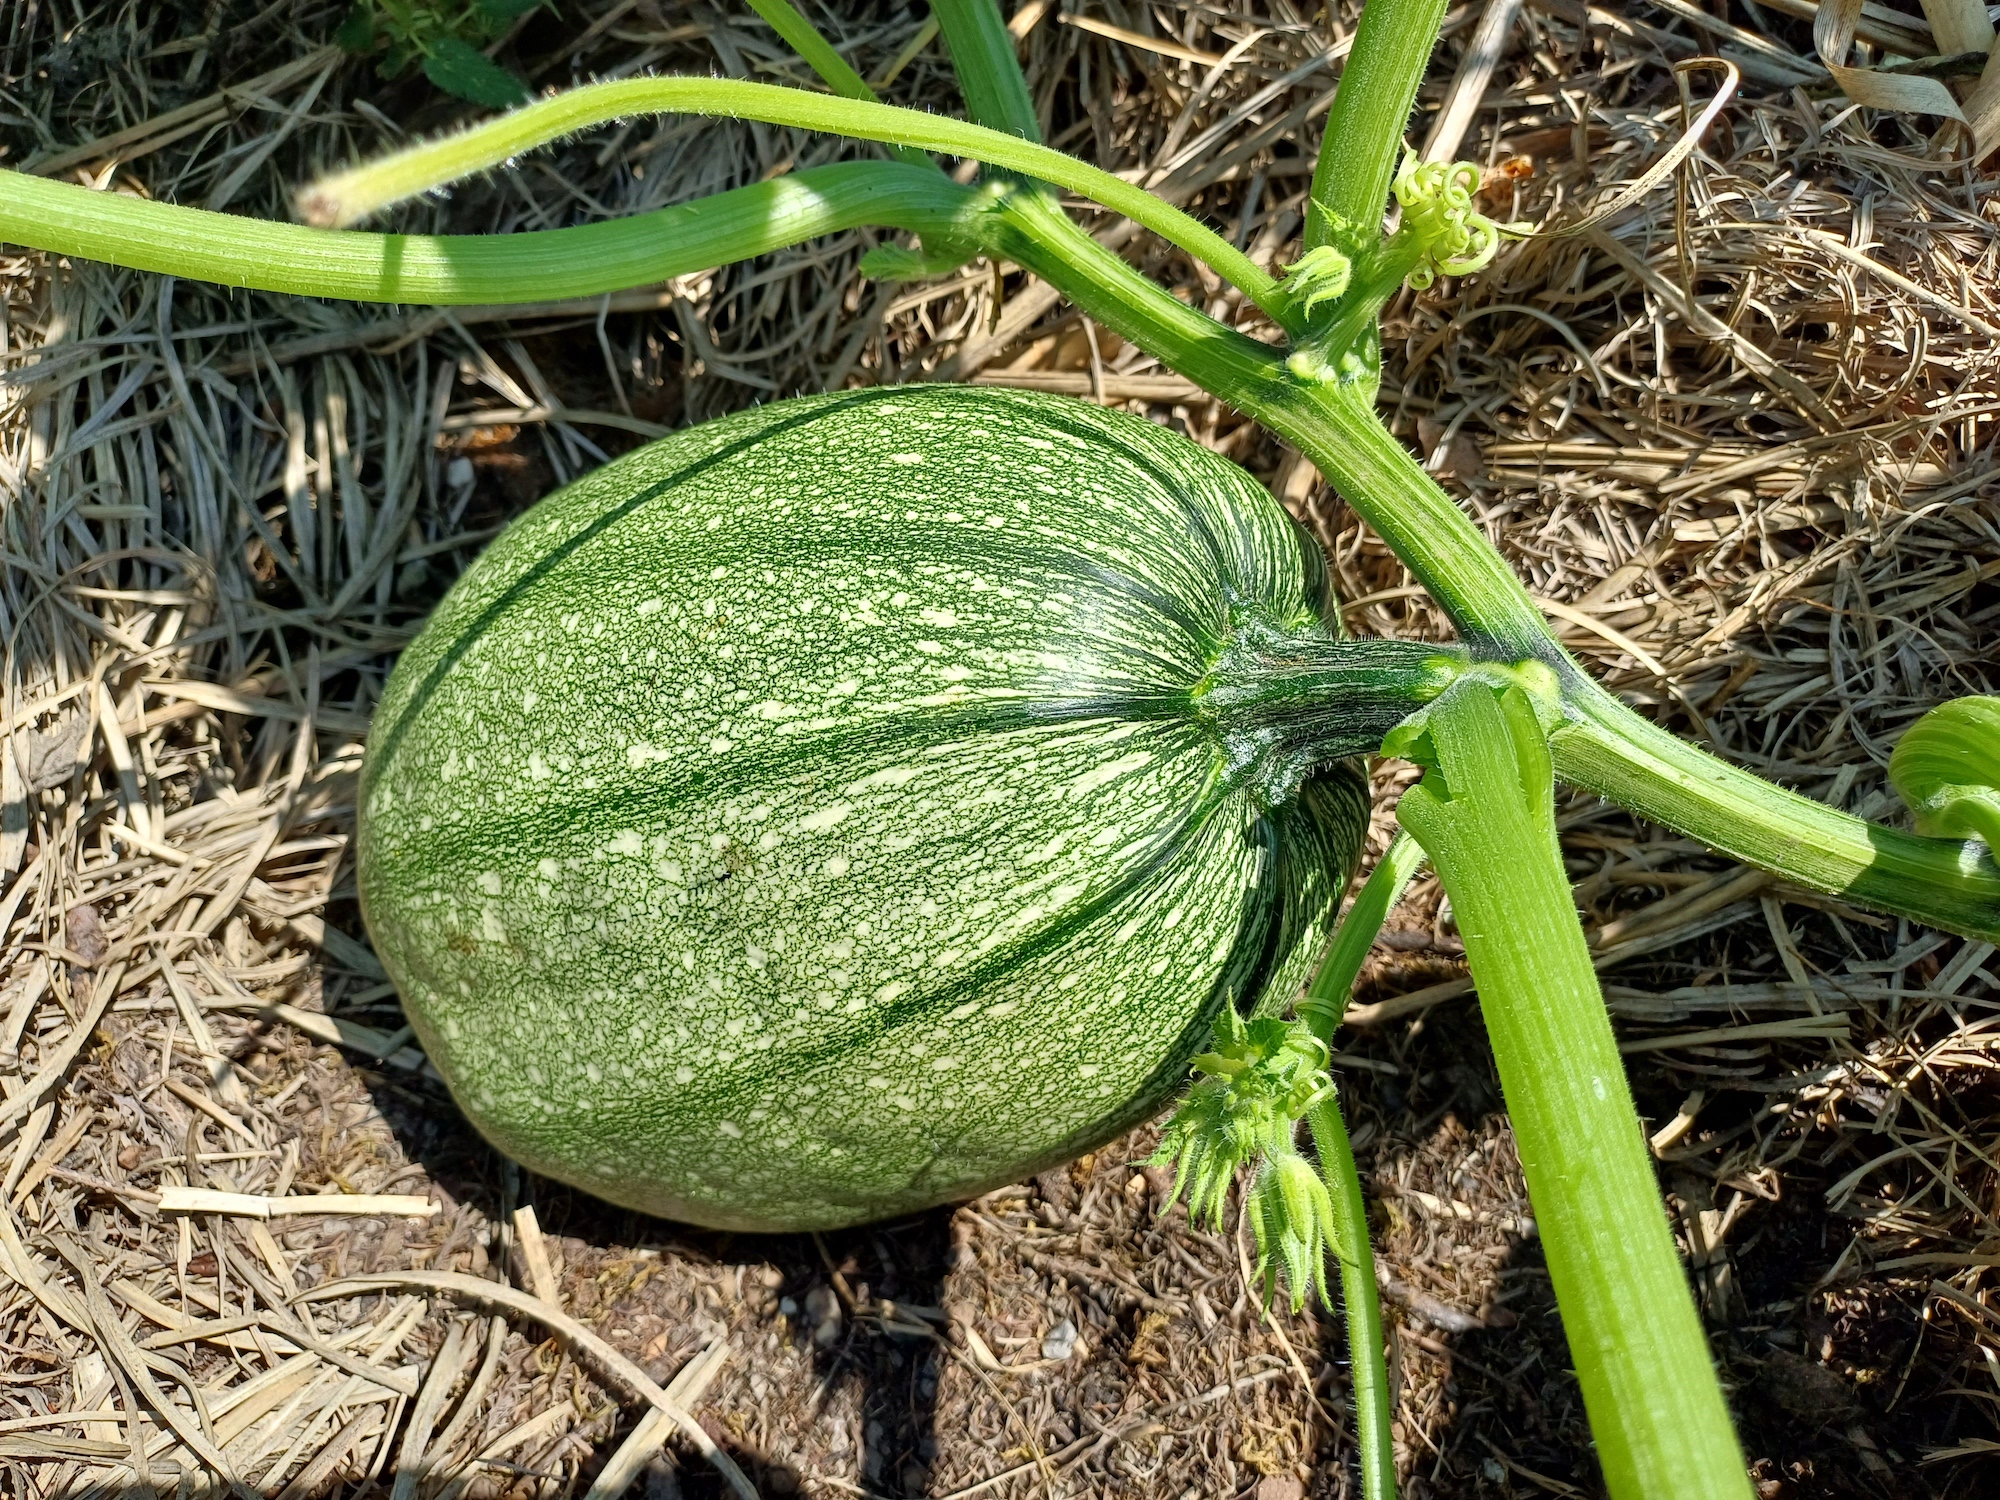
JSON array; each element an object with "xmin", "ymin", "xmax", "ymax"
[{"xmin": 1391, "ymin": 677, "xmax": 1752, "ymax": 1500}]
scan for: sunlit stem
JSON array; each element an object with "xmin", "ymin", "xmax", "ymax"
[
  {"xmin": 741, "ymin": 0, "xmax": 933, "ymax": 167},
  {"xmin": 1393, "ymin": 681, "xmax": 1751, "ymax": 1500},
  {"xmin": 1306, "ymin": 0, "xmax": 1449, "ymax": 254},
  {"xmin": 1305, "ymin": 1097, "xmax": 1396, "ymax": 1500},
  {"xmin": 0, "ymin": 161, "xmax": 978, "ymax": 303},
  {"xmin": 1554, "ymin": 675, "xmax": 2000, "ymax": 943},
  {"xmin": 904, "ymin": 169, "xmax": 2000, "ymax": 945},
  {"xmin": 296, "ymin": 77, "xmax": 1290, "ymax": 327},
  {"xmin": 1291, "ymin": 834, "xmax": 1424, "ymax": 1500},
  {"xmin": 1297, "ymin": 832, "xmax": 1427, "ymax": 1030}
]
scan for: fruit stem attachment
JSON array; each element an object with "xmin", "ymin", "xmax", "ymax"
[
  {"xmin": 1391, "ymin": 678, "xmax": 1750, "ymax": 1500},
  {"xmin": 1196, "ymin": 630, "xmax": 1463, "ymax": 803}
]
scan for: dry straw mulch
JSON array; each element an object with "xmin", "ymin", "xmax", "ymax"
[{"xmin": 2, "ymin": 1, "xmax": 1998, "ymax": 1497}]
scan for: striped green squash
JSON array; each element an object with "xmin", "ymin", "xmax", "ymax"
[{"xmin": 359, "ymin": 387, "xmax": 1440, "ymax": 1231}]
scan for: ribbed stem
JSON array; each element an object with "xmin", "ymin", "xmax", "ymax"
[
  {"xmin": 1306, "ymin": 0, "xmax": 1450, "ymax": 253},
  {"xmin": 966, "ymin": 182, "xmax": 2000, "ymax": 943},
  {"xmin": 1395, "ymin": 682, "xmax": 1751, "ymax": 1500},
  {"xmin": 0, "ymin": 161, "xmax": 978, "ymax": 303},
  {"xmin": 1306, "ymin": 1098, "xmax": 1397, "ymax": 1500},
  {"xmin": 1197, "ymin": 629, "xmax": 1463, "ymax": 774}
]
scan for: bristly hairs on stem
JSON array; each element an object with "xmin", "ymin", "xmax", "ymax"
[{"xmin": 292, "ymin": 76, "xmax": 1293, "ymax": 327}]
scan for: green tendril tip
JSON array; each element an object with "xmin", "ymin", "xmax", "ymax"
[{"xmin": 1392, "ymin": 155, "xmax": 1522, "ymax": 290}]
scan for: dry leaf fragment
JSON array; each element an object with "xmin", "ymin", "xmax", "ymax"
[
  {"xmin": 66, "ymin": 903, "xmax": 108, "ymax": 966},
  {"xmin": 16, "ymin": 713, "xmax": 85, "ymax": 792}
]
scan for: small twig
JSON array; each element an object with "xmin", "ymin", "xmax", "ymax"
[{"xmin": 156, "ymin": 1186, "xmax": 438, "ymax": 1219}]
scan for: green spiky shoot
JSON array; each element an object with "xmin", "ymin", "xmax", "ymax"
[
  {"xmin": 1150, "ymin": 1009, "xmax": 1343, "ymax": 1310},
  {"xmin": 1274, "ymin": 244, "xmax": 1354, "ymax": 321},
  {"xmin": 1246, "ymin": 1148, "xmax": 1343, "ymax": 1311}
]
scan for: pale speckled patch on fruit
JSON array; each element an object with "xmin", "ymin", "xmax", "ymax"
[{"xmin": 358, "ymin": 387, "xmax": 1366, "ymax": 1231}]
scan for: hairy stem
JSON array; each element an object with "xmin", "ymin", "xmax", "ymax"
[
  {"xmin": 0, "ymin": 161, "xmax": 977, "ymax": 302},
  {"xmin": 948, "ymin": 183, "xmax": 2000, "ymax": 941},
  {"xmin": 1306, "ymin": 1097, "xmax": 1397, "ymax": 1500},
  {"xmin": 1395, "ymin": 681, "xmax": 1751, "ymax": 1500},
  {"xmin": 1298, "ymin": 832, "xmax": 1427, "ymax": 1029},
  {"xmin": 1555, "ymin": 674, "xmax": 2000, "ymax": 941},
  {"xmin": 1306, "ymin": 0, "xmax": 1449, "ymax": 253},
  {"xmin": 741, "ymin": 0, "xmax": 933, "ymax": 167},
  {"xmin": 297, "ymin": 77, "xmax": 1287, "ymax": 323}
]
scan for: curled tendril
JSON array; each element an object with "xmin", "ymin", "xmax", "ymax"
[
  {"xmin": 1148, "ymin": 1009, "xmax": 1342, "ymax": 1310},
  {"xmin": 1392, "ymin": 155, "xmax": 1516, "ymax": 290}
]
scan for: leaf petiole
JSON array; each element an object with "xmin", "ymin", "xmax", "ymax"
[
  {"xmin": 1392, "ymin": 679, "xmax": 1752, "ymax": 1500},
  {"xmin": 295, "ymin": 76, "xmax": 1293, "ymax": 327}
]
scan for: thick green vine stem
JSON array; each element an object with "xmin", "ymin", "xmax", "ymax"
[
  {"xmin": 293, "ymin": 76, "xmax": 1291, "ymax": 326},
  {"xmin": 1307, "ymin": 0, "xmax": 1450, "ymax": 255},
  {"xmin": 962, "ymin": 179, "xmax": 2000, "ymax": 943},
  {"xmin": 0, "ymin": 161, "xmax": 981, "ymax": 303},
  {"xmin": 1889, "ymin": 697, "xmax": 2000, "ymax": 851},
  {"xmin": 1392, "ymin": 679, "xmax": 1751, "ymax": 1500}
]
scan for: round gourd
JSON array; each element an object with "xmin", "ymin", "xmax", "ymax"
[{"xmin": 359, "ymin": 387, "xmax": 1427, "ymax": 1231}]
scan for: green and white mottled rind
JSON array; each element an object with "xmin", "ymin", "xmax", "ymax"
[{"xmin": 359, "ymin": 387, "xmax": 1371, "ymax": 1232}]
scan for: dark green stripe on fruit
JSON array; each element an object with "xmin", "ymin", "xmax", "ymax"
[{"xmin": 360, "ymin": 386, "xmax": 1430, "ymax": 1231}]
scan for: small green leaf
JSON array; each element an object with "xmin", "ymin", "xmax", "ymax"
[
  {"xmin": 1275, "ymin": 244, "xmax": 1351, "ymax": 321},
  {"xmin": 380, "ymin": 38, "xmax": 420, "ymax": 78},
  {"xmin": 422, "ymin": 36, "xmax": 532, "ymax": 107},
  {"xmin": 858, "ymin": 244, "xmax": 932, "ymax": 281},
  {"xmin": 1890, "ymin": 696, "xmax": 2000, "ymax": 850},
  {"xmin": 334, "ymin": 3, "xmax": 378, "ymax": 53},
  {"xmin": 859, "ymin": 235, "xmax": 977, "ymax": 283},
  {"xmin": 473, "ymin": 0, "xmax": 548, "ymax": 30}
]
